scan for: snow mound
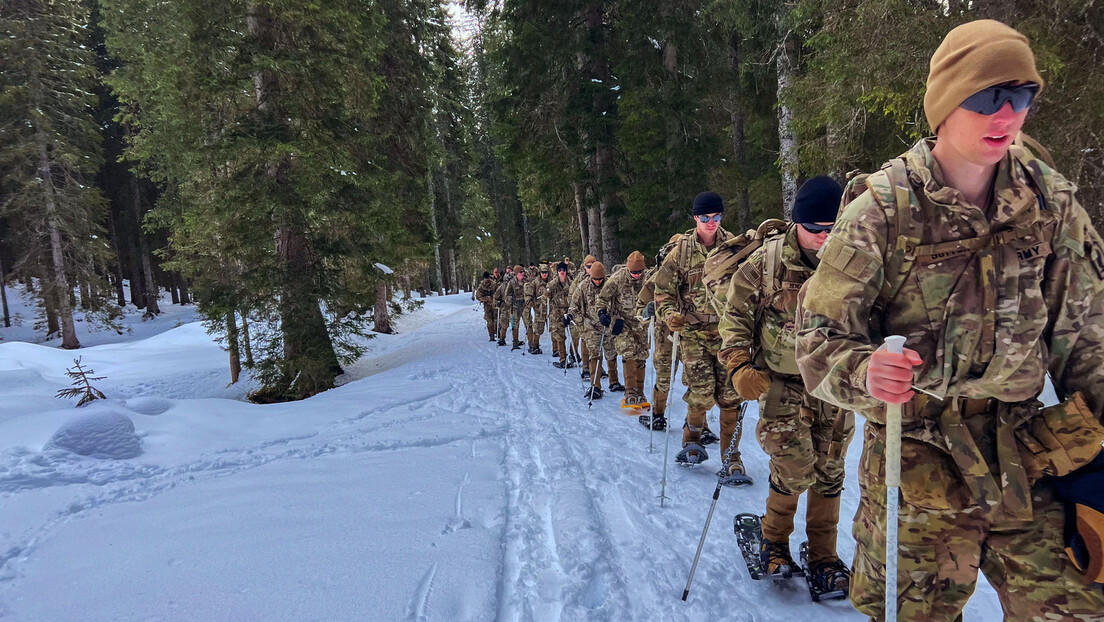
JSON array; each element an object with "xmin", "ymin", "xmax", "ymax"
[
  {"xmin": 45, "ymin": 409, "xmax": 143, "ymax": 460},
  {"xmin": 124, "ymin": 396, "xmax": 173, "ymax": 416}
]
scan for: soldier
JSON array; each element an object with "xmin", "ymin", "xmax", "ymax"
[
  {"xmin": 570, "ymin": 255, "xmax": 599, "ymax": 381},
  {"xmin": 567, "ymin": 261, "xmax": 620, "ymax": 399},
  {"xmin": 494, "ymin": 264, "xmax": 527, "ymax": 350},
  {"xmin": 525, "ymin": 263, "xmax": 552, "ymax": 354},
  {"xmin": 638, "ymin": 235, "xmax": 684, "ymax": 430},
  {"xmin": 655, "ymin": 192, "xmax": 742, "ymax": 471},
  {"xmin": 547, "ymin": 262, "xmax": 574, "ymax": 368},
  {"xmin": 719, "ymin": 176, "xmax": 853, "ymax": 590},
  {"xmin": 796, "ymin": 21, "xmax": 1104, "ymax": 620},
  {"xmin": 597, "ymin": 251, "xmax": 650, "ymax": 409},
  {"xmin": 476, "ymin": 271, "xmax": 498, "ymax": 342}
]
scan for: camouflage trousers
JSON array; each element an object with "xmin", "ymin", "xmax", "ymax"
[
  {"xmin": 498, "ymin": 304, "xmax": 523, "ymax": 344},
  {"xmin": 482, "ymin": 303, "xmax": 497, "ymax": 338},
  {"xmin": 850, "ymin": 421, "xmax": 1104, "ymax": 621},
  {"xmin": 757, "ymin": 375, "xmax": 853, "ymax": 496},
  {"xmin": 613, "ymin": 319, "xmax": 649, "ymax": 361},
  {"xmin": 531, "ymin": 301, "xmax": 547, "ymax": 336},
  {"xmin": 549, "ymin": 305, "xmax": 568, "ymax": 342},
  {"xmin": 652, "ymin": 320, "xmax": 673, "ymax": 393},
  {"xmin": 582, "ymin": 324, "xmax": 617, "ymax": 385},
  {"xmin": 679, "ymin": 324, "xmax": 743, "ymax": 461}
]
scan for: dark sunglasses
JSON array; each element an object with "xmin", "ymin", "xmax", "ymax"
[
  {"xmin": 801, "ymin": 223, "xmax": 833, "ymax": 234},
  {"xmin": 696, "ymin": 214, "xmax": 723, "ymax": 223},
  {"xmin": 959, "ymin": 84, "xmax": 1038, "ymax": 116},
  {"xmin": 629, "ymin": 270, "xmax": 644, "ymax": 277},
  {"xmin": 585, "ymin": 263, "xmax": 594, "ymax": 269}
]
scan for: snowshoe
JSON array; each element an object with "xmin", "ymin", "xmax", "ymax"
[
  {"xmin": 601, "ymin": 370, "xmax": 608, "ymax": 379},
  {"xmin": 761, "ymin": 538, "xmax": 802, "ymax": 581},
  {"xmin": 584, "ymin": 386, "xmax": 604, "ymax": 400},
  {"xmin": 608, "ymin": 381, "xmax": 625, "ymax": 392},
  {"xmin": 699, "ymin": 427, "xmax": 720, "ymax": 446},
  {"xmin": 581, "ymin": 370, "xmax": 591, "ymax": 381},
  {"xmin": 553, "ymin": 360, "xmax": 566, "ymax": 369},
  {"xmin": 800, "ymin": 543, "xmax": 850, "ymax": 602},
  {"xmin": 511, "ymin": 341, "xmax": 524, "ymax": 351},
  {"xmin": 532, "ymin": 346, "xmax": 543, "ymax": 355},
  {"xmin": 718, "ymin": 463, "xmax": 754, "ymax": 487},
  {"xmin": 565, "ymin": 360, "xmax": 576, "ymax": 369},
  {"xmin": 734, "ymin": 513, "xmax": 766, "ymax": 580},
  {"xmin": 675, "ymin": 443, "xmax": 708, "ymax": 466},
  {"xmin": 497, "ymin": 340, "xmax": 507, "ymax": 346},
  {"xmin": 638, "ymin": 398, "xmax": 651, "ymax": 409},
  {"xmin": 639, "ymin": 414, "xmax": 667, "ymax": 430},
  {"xmin": 488, "ymin": 336, "xmax": 496, "ymax": 342}
]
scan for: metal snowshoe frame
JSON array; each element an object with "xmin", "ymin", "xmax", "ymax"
[
  {"xmin": 799, "ymin": 542, "xmax": 849, "ymax": 602},
  {"xmin": 676, "ymin": 442, "xmax": 708, "ymax": 466}
]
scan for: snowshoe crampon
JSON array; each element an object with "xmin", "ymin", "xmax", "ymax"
[
  {"xmin": 718, "ymin": 464, "xmax": 754, "ymax": 487},
  {"xmin": 699, "ymin": 427, "xmax": 720, "ymax": 446},
  {"xmin": 639, "ymin": 414, "xmax": 666, "ymax": 430},
  {"xmin": 608, "ymin": 381, "xmax": 625, "ymax": 392},
  {"xmin": 675, "ymin": 443, "xmax": 708, "ymax": 466},
  {"xmin": 800, "ymin": 542, "xmax": 850, "ymax": 602},
  {"xmin": 584, "ymin": 386, "xmax": 603, "ymax": 400},
  {"xmin": 734, "ymin": 513, "xmax": 766, "ymax": 580}
]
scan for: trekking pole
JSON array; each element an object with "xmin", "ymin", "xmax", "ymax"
[
  {"xmin": 682, "ymin": 481, "xmax": 723, "ymax": 601},
  {"xmin": 588, "ymin": 325, "xmax": 607, "ymax": 409},
  {"xmin": 564, "ymin": 322, "xmax": 573, "ymax": 376},
  {"xmin": 883, "ymin": 335, "xmax": 907, "ymax": 622},
  {"xmin": 659, "ymin": 330, "xmax": 680, "ymax": 507},
  {"xmin": 644, "ymin": 317, "xmax": 656, "ymax": 453},
  {"xmin": 496, "ymin": 306, "xmax": 501, "ymax": 341}
]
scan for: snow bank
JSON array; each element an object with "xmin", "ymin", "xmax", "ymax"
[{"xmin": 44, "ymin": 408, "xmax": 142, "ymax": 460}]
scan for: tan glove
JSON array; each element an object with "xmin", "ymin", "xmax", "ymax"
[
  {"xmin": 665, "ymin": 313, "xmax": 686, "ymax": 332},
  {"xmin": 732, "ymin": 365, "xmax": 772, "ymax": 400}
]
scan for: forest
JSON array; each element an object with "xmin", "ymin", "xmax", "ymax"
[{"xmin": 2, "ymin": 0, "xmax": 1100, "ymax": 401}]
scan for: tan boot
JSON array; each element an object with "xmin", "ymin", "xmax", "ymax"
[
  {"xmin": 719, "ymin": 406, "xmax": 745, "ymax": 469},
  {"xmin": 806, "ymin": 491, "xmax": 842, "ymax": 563},
  {"xmin": 652, "ymin": 386, "xmax": 668, "ymax": 416},
  {"xmin": 634, "ymin": 360, "xmax": 649, "ymax": 407},
  {"xmin": 761, "ymin": 487, "xmax": 799, "ymax": 543},
  {"xmin": 607, "ymin": 358, "xmax": 622, "ymax": 392}
]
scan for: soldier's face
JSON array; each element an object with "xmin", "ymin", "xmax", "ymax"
[
  {"xmin": 591, "ymin": 278, "xmax": 603, "ymax": 287},
  {"xmin": 558, "ymin": 270, "xmax": 567, "ymax": 283},
  {"xmin": 516, "ymin": 272, "xmax": 524, "ymax": 281},
  {"xmin": 695, "ymin": 212, "xmax": 722, "ymax": 237},
  {"xmin": 540, "ymin": 271, "xmax": 549, "ymax": 281},
  {"xmin": 585, "ymin": 263, "xmax": 593, "ymax": 275},
  {"xmin": 939, "ymin": 101, "xmax": 1029, "ymax": 167},
  {"xmin": 796, "ymin": 222, "xmax": 834, "ymax": 251}
]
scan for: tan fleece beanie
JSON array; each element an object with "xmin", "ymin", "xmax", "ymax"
[
  {"xmin": 584, "ymin": 254, "xmax": 597, "ymax": 266},
  {"xmin": 924, "ymin": 20, "xmax": 1044, "ymax": 131},
  {"xmin": 513, "ymin": 264, "xmax": 523, "ymax": 273},
  {"xmin": 590, "ymin": 261, "xmax": 606, "ymax": 280},
  {"xmin": 626, "ymin": 251, "xmax": 645, "ymax": 272}
]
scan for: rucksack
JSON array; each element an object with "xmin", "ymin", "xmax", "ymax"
[{"xmin": 702, "ymin": 219, "xmax": 790, "ymax": 316}]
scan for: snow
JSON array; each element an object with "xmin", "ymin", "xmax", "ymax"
[
  {"xmin": 375, "ymin": 262, "xmax": 394, "ymax": 275},
  {"xmin": 0, "ymin": 293, "xmax": 1004, "ymax": 620}
]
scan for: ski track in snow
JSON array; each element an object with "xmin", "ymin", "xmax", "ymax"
[{"xmin": 0, "ymin": 297, "xmax": 1005, "ymax": 620}]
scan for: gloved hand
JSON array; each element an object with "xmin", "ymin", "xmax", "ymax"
[
  {"xmin": 665, "ymin": 313, "xmax": 686, "ymax": 332},
  {"xmin": 732, "ymin": 364, "xmax": 771, "ymax": 400},
  {"xmin": 562, "ymin": 313, "xmax": 573, "ymax": 327},
  {"xmin": 641, "ymin": 301, "xmax": 655, "ymax": 320},
  {"xmin": 598, "ymin": 309, "xmax": 611, "ymax": 327},
  {"xmin": 612, "ymin": 318, "xmax": 624, "ymax": 336}
]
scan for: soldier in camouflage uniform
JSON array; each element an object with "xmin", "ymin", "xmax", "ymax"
[
  {"xmin": 570, "ymin": 255, "xmax": 599, "ymax": 380},
  {"xmin": 638, "ymin": 235, "xmax": 684, "ymax": 429},
  {"xmin": 494, "ymin": 264, "xmax": 527, "ymax": 350},
  {"xmin": 655, "ymin": 191, "xmax": 741, "ymax": 467},
  {"xmin": 548, "ymin": 263, "xmax": 574, "ymax": 368},
  {"xmin": 796, "ymin": 21, "xmax": 1104, "ymax": 620},
  {"xmin": 493, "ymin": 267, "xmax": 513, "ymax": 345},
  {"xmin": 476, "ymin": 271, "xmax": 498, "ymax": 341},
  {"xmin": 598, "ymin": 251, "xmax": 650, "ymax": 408},
  {"xmin": 719, "ymin": 176, "xmax": 853, "ymax": 588},
  {"xmin": 568, "ymin": 261, "xmax": 619, "ymax": 399},
  {"xmin": 525, "ymin": 264, "xmax": 552, "ymax": 354}
]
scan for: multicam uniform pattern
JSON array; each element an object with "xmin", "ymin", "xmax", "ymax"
[
  {"xmin": 718, "ymin": 227, "xmax": 854, "ymax": 496},
  {"xmin": 796, "ymin": 139, "xmax": 1104, "ymax": 620},
  {"xmin": 494, "ymin": 276, "xmax": 526, "ymax": 345},
  {"xmin": 476, "ymin": 277, "xmax": 498, "ymax": 339},
  {"xmin": 525, "ymin": 273, "xmax": 551, "ymax": 345},
  {"xmin": 570, "ymin": 276, "xmax": 617, "ymax": 380}
]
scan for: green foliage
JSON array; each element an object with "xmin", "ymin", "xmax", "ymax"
[{"xmin": 55, "ymin": 357, "xmax": 108, "ymax": 407}]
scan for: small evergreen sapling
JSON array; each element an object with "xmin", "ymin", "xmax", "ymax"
[{"xmin": 56, "ymin": 357, "xmax": 107, "ymax": 407}]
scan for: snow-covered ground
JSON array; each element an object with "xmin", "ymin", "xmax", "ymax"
[{"xmin": 0, "ymin": 292, "xmax": 1003, "ymax": 621}]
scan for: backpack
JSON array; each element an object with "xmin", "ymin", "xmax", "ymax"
[{"xmin": 702, "ymin": 219, "xmax": 790, "ymax": 316}]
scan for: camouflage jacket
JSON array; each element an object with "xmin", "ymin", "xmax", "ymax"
[
  {"xmin": 719, "ymin": 225, "xmax": 811, "ymax": 376},
  {"xmin": 476, "ymin": 278, "xmax": 497, "ymax": 305},
  {"xmin": 525, "ymin": 277, "xmax": 551, "ymax": 307},
  {"xmin": 569, "ymin": 277, "xmax": 606, "ymax": 333},
  {"xmin": 546, "ymin": 277, "xmax": 572, "ymax": 313},
  {"xmin": 655, "ymin": 227, "xmax": 733, "ymax": 326},
  {"xmin": 796, "ymin": 138, "xmax": 1104, "ymax": 519},
  {"xmin": 597, "ymin": 268, "xmax": 646, "ymax": 334},
  {"xmin": 494, "ymin": 278, "xmax": 526, "ymax": 308},
  {"xmin": 637, "ymin": 266, "xmax": 658, "ymax": 315}
]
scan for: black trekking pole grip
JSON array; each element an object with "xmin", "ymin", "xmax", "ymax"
[{"xmin": 682, "ymin": 481, "xmax": 723, "ymax": 601}]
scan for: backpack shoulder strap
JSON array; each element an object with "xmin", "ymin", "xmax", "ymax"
[
  {"xmin": 869, "ymin": 157, "xmax": 923, "ymax": 320},
  {"xmin": 761, "ymin": 232, "xmax": 787, "ymax": 301}
]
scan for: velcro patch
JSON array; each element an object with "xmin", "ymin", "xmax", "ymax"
[
  {"xmin": 1088, "ymin": 240, "xmax": 1104, "ymax": 281},
  {"xmin": 820, "ymin": 240, "xmax": 880, "ymax": 282}
]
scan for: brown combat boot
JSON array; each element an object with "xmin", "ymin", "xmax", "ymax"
[
  {"xmin": 652, "ymin": 385, "xmax": 668, "ymax": 416},
  {"xmin": 806, "ymin": 490, "xmax": 842, "ymax": 563},
  {"xmin": 607, "ymin": 358, "xmax": 623, "ymax": 392},
  {"xmin": 761, "ymin": 487, "xmax": 799, "ymax": 543},
  {"xmin": 718, "ymin": 406, "xmax": 745, "ymax": 467}
]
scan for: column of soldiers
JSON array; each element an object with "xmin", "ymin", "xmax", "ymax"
[{"xmin": 474, "ymin": 19, "xmax": 1104, "ymax": 619}]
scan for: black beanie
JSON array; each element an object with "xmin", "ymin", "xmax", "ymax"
[
  {"xmin": 692, "ymin": 191, "xmax": 724, "ymax": 216},
  {"xmin": 483, "ymin": 271, "xmax": 490, "ymax": 279},
  {"xmin": 792, "ymin": 176, "xmax": 843, "ymax": 224},
  {"xmin": 556, "ymin": 262, "xmax": 568, "ymax": 272}
]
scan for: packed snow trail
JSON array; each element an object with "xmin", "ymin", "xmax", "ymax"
[{"xmin": 0, "ymin": 294, "xmax": 1002, "ymax": 620}]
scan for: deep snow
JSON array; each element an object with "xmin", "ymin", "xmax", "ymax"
[{"xmin": 0, "ymin": 291, "xmax": 1004, "ymax": 621}]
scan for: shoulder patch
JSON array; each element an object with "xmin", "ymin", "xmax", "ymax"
[
  {"xmin": 1088, "ymin": 239, "xmax": 1104, "ymax": 281},
  {"xmin": 820, "ymin": 238, "xmax": 880, "ymax": 282}
]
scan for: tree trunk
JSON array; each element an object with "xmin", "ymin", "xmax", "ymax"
[
  {"xmin": 241, "ymin": 312, "xmax": 254, "ymax": 367},
  {"xmin": 587, "ymin": 201, "xmax": 602, "ymax": 260},
  {"xmin": 227, "ymin": 311, "xmax": 241, "ymax": 384},
  {"xmin": 131, "ymin": 180, "xmax": 161, "ymax": 315},
  {"xmin": 521, "ymin": 210, "xmax": 532, "ymax": 266},
  {"xmin": 39, "ymin": 141, "xmax": 79, "ymax": 349},
  {"xmin": 179, "ymin": 277, "xmax": 190, "ymax": 304},
  {"xmin": 730, "ymin": 32, "xmax": 753, "ymax": 232},
  {"xmin": 106, "ymin": 211, "xmax": 127, "ymax": 306},
  {"xmin": 427, "ymin": 167, "xmax": 445, "ymax": 296},
  {"xmin": 374, "ymin": 280, "xmax": 393, "ymax": 334},
  {"xmin": 573, "ymin": 182, "xmax": 588, "ymax": 256},
  {"xmin": 448, "ymin": 248, "xmax": 459, "ymax": 296},
  {"xmin": 169, "ymin": 275, "xmax": 180, "ymax": 304},
  {"xmin": 402, "ymin": 275, "xmax": 411, "ymax": 300},
  {"xmin": 776, "ymin": 29, "xmax": 799, "ymax": 218},
  {"xmin": 0, "ymin": 254, "xmax": 10, "ymax": 328}
]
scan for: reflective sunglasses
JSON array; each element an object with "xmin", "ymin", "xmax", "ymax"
[
  {"xmin": 696, "ymin": 214, "xmax": 723, "ymax": 223},
  {"xmin": 959, "ymin": 84, "xmax": 1038, "ymax": 116},
  {"xmin": 801, "ymin": 223, "xmax": 833, "ymax": 234}
]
